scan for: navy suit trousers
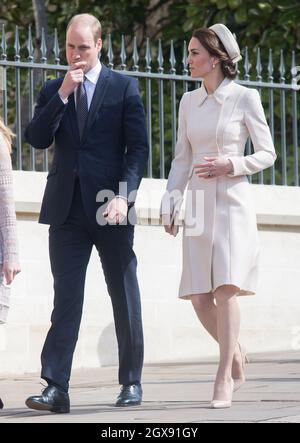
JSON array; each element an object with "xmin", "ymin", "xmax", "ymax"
[{"xmin": 41, "ymin": 179, "xmax": 144, "ymax": 391}]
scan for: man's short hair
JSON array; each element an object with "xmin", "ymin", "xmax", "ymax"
[{"xmin": 67, "ymin": 14, "xmax": 102, "ymax": 43}]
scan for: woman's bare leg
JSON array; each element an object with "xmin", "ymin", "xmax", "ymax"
[
  {"xmin": 191, "ymin": 293, "xmax": 244, "ymax": 380},
  {"xmin": 212, "ymin": 285, "xmax": 240, "ymax": 401}
]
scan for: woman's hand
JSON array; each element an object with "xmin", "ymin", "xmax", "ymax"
[
  {"xmin": 1, "ymin": 263, "xmax": 21, "ymax": 285},
  {"xmin": 194, "ymin": 156, "xmax": 233, "ymax": 179},
  {"xmin": 162, "ymin": 214, "xmax": 174, "ymax": 236},
  {"xmin": 164, "ymin": 225, "xmax": 173, "ymax": 235}
]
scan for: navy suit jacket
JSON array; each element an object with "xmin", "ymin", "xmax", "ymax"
[{"xmin": 25, "ymin": 64, "xmax": 149, "ymax": 225}]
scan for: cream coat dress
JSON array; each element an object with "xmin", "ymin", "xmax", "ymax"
[{"xmin": 161, "ymin": 78, "xmax": 276, "ymax": 300}]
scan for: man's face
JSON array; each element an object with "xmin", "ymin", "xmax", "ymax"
[{"xmin": 66, "ymin": 24, "xmax": 102, "ymax": 72}]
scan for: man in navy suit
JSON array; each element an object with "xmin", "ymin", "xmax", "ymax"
[{"xmin": 25, "ymin": 13, "xmax": 148, "ymax": 413}]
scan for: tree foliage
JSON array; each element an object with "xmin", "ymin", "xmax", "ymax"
[
  {"xmin": 0, "ymin": 1, "xmax": 299, "ymax": 183},
  {"xmin": 1, "ymin": 0, "xmax": 299, "ymax": 54}
]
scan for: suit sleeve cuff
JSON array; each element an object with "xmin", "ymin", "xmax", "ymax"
[
  {"xmin": 116, "ymin": 195, "xmax": 128, "ymax": 201},
  {"xmin": 58, "ymin": 93, "xmax": 68, "ymax": 105},
  {"xmin": 227, "ymin": 156, "xmax": 243, "ymax": 177},
  {"xmin": 116, "ymin": 195, "xmax": 130, "ymax": 206}
]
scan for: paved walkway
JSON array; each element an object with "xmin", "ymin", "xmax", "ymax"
[{"xmin": 0, "ymin": 351, "xmax": 300, "ymax": 423}]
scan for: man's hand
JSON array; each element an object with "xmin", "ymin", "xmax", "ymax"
[
  {"xmin": 58, "ymin": 61, "xmax": 87, "ymax": 100},
  {"xmin": 103, "ymin": 197, "xmax": 128, "ymax": 225}
]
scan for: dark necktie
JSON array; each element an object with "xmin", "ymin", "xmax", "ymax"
[{"xmin": 76, "ymin": 77, "xmax": 88, "ymax": 139}]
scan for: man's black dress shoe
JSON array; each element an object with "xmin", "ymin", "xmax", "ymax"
[
  {"xmin": 0, "ymin": 398, "xmax": 3, "ymax": 409},
  {"xmin": 25, "ymin": 385, "xmax": 70, "ymax": 414},
  {"xmin": 115, "ymin": 383, "xmax": 142, "ymax": 407}
]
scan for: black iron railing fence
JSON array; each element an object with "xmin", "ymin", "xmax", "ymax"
[{"xmin": 0, "ymin": 25, "xmax": 299, "ymax": 185}]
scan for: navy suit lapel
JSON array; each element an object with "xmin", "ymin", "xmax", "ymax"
[{"xmin": 81, "ymin": 64, "xmax": 111, "ymax": 145}]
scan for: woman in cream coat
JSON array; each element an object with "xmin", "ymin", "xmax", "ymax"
[
  {"xmin": 162, "ymin": 24, "xmax": 276, "ymax": 408},
  {"xmin": 0, "ymin": 118, "xmax": 21, "ymax": 409}
]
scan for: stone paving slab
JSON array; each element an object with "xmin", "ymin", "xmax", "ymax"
[{"xmin": 0, "ymin": 351, "xmax": 300, "ymax": 423}]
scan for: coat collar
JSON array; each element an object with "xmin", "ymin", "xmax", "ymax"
[{"xmin": 198, "ymin": 77, "xmax": 234, "ymax": 106}]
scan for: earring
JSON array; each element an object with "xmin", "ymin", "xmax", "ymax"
[{"xmin": 212, "ymin": 64, "xmax": 215, "ymax": 69}]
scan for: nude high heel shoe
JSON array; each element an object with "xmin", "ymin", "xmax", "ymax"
[
  {"xmin": 210, "ymin": 378, "xmax": 234, "ymax": 409},
  {"xmin": 233, "ymin": 343, "xmax": 249, "ymax": 392}
]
